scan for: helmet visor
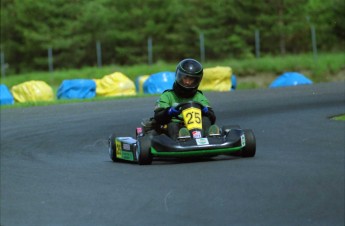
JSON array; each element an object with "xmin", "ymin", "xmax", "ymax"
[{"xmin": 176, "ymin": 71, "xmax": 202, "ymax": 88}]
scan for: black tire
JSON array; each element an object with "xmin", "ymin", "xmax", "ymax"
[
  {"xmin": 137, "ymin": 135, "xmax": 153, "ymax": 165},
  {"xmin": 242, "ymin": 129, "xmax": 256, "ymax": 157},
  {"xmin": 221, "ymin": 125, "xmax": 240, "ymax": 135},
  {"xmin": 108, "ymin": 134, "xmax": 119, "ymax": 162}
]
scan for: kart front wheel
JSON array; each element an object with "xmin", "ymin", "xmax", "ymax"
[
  {"xmin": 137, "ymin": 136, "xmax": 153, "ymax": 165},
  {"xmin": 242, "ymin": 129, "xmax": 256, "ymax": 157},
  {"xmin": 109, "ymin": 134, "xmax": 119, "ymax": 162}
]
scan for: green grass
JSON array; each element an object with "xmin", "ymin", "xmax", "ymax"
[
  {"xmin": 1, "ymin": 52, "xmax": 344, "ymax": 88},
  {"xmin": 0, "ymin": 93, "xmax": 158, "ymax": 109},
  {"xmin": 0, "ymin": 62, "xmax": 177, "ymax": 89},
  {"xmin": 1, "ymin": 52, "xmax": 344, "ymax": 108}
]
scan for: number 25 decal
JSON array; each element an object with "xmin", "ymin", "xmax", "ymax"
[
  {"xmin": 182, "ymin": 108, "xmax": 202, "ymax": 130},
  {"xmin": 186, "ymin": 112, "xmax": 201, "ymax": 124}
]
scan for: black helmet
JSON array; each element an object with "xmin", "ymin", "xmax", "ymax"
[{"xmin": 175, "ymin": 58, "xmax": 203, "ymax": 89}]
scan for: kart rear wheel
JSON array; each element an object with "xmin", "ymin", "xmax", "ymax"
[
  {"xmin": 108, "ymin": 134, "xmax": 119, "ymax": 162},
  {"xmin": 242, "ymin": 129, "xmax": 256, "ymax": 157},
  {"xmin": 137, "ymin": 135, "xmax": 153, "ymax": 165}
]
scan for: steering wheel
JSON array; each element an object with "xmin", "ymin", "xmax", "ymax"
[{"xmin": 174, "ymin": 101, "xmax": 204, "ymax": 111}]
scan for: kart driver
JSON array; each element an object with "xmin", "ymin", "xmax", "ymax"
[{"xmin": 154, "ymin": 58, "xmax": 219, "ymax": 139}]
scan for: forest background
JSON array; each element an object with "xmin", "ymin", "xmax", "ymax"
[{"xmin": 1, "ymin": 0, "xmax": 344, "ymax": 79}]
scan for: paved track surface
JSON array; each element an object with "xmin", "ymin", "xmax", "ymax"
[{"xmin": 1, "ymin": 82, "xmax": 344, "ymax": 226}]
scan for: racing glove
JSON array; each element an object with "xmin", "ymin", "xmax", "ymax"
[
  {"xmin": 202, "ymin": 106, "xmax": 209, "ymax": 114},
  {"xmin": 168, "ymin": 107, "xmax": 181, "ymax": 117}
]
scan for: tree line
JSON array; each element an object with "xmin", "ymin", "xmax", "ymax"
[{"xmin": 1, "ymin": 0, "xmax": 344, "ymax": 75}]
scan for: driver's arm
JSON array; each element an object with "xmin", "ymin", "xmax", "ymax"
[
  {"xmin": 204, "ymin": 107, "xmax": 216, "ymax": 124},
  {"xmin": 197, "ymin": 92, "xmax": 216, "ymax": 124},
  {"xmin": 154, "ymin": 92, "xmax": 174, "ymax": 125},
  {"xmin": 154, "ymin": 107, "xmax": 172, "ymax": 125}
]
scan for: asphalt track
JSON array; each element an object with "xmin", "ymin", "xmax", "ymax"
[{"xmin": 1, "ymin": 82, "xmax": 344, "ymax": 226}]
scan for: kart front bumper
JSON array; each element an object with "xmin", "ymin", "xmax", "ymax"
[{"xmin": 150, "ymin": 133, "xmax": 245, "ymax": 157}]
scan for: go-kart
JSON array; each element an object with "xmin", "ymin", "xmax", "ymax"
[{"xmin": 108, "ymin": 101, "xmax": 256, "ymax": 165}]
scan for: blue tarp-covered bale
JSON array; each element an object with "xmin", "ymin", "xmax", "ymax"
[
  {"xmin": 231, "ymin": 74, "xmax": 237, "ymax": 90},
  {"xmin": 270, "ymin": 72, "xmax": 313, "ymax": 88},
  {"xmin": 0, "ymin": 84, "xmax": 14, "ymax": 105},
  {"xmin": 143, "ymin": 71, "xmax": 175, "ymax": 94},
  {"xmin": 57, "ymin": 79, "xmax": 96, "ymax": 99}
]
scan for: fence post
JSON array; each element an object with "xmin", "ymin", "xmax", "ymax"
[
  {"xmin": 96, "ymin": 40, "xmax": 102, "ymax": 68},
  {"xmin": 148, "ymin": 36, "xmax": 153, "ymax": 65},
  {"xmin": 1, "ymin": 52, "xmax": 5, "ymax": 78},
  {"xmin": 255, "ymin": 29, "xmax": 260, "ymax": 58},
  {"xmin": 199, "ymin": 32, "xmax": 205, "ymax": 63},
  {"xmin": 306, "ymin": 16, "xmax": 318, "ymax": 63},
  {"xmin": 310, "ymin": 25, "xmax": 318, "ymax": 63},
  {"xmin": 48, "ymin": 47, "xmax": 54, "ymax": 72}
]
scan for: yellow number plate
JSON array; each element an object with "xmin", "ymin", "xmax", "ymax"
[
  {"xmin": 182, "ymin": 107, "xmax": 202, "ymax": 130},
  {"xmin": 116, "ymin": 140, "xmax": 122, "ymax": 158}
]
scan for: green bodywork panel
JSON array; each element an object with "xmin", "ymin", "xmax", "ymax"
[
  {"xmin": 120, "ymin": 151, "xmax": 134, "ymax": 161},
  {"xmin": 150, "ymin": 146, "xmax": 242, "ymax": 158}
]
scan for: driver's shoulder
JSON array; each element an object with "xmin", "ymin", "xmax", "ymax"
[
  {"xmin": 161, "ymin": 89, "xmax": 176, "ymax": 99},
  {"xmin": 162, "ymin": 89, "xmax": 173, "ymax": 94},
  {"xmin": 159, "ymin": 89, "xmax": 172, "ymax": 97},
  {"xmin": 195, "ymin": 90, "xmax": 206, "ymax": 98},
  {"xmin": 157, "ymin": 89, "xmax": 176, "ymax": 104}
]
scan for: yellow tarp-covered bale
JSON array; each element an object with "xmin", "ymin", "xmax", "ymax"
[
  {"xmin": 11, "ymin": 80, "xmax": 54, "ymax": 103},
  {"xmin": 94, "ymin": 72, "xmax": 136, "ymax": 97},
  {"xmin": 199, "ymin": 66, "xmax": 232, "ymax": 91}
]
